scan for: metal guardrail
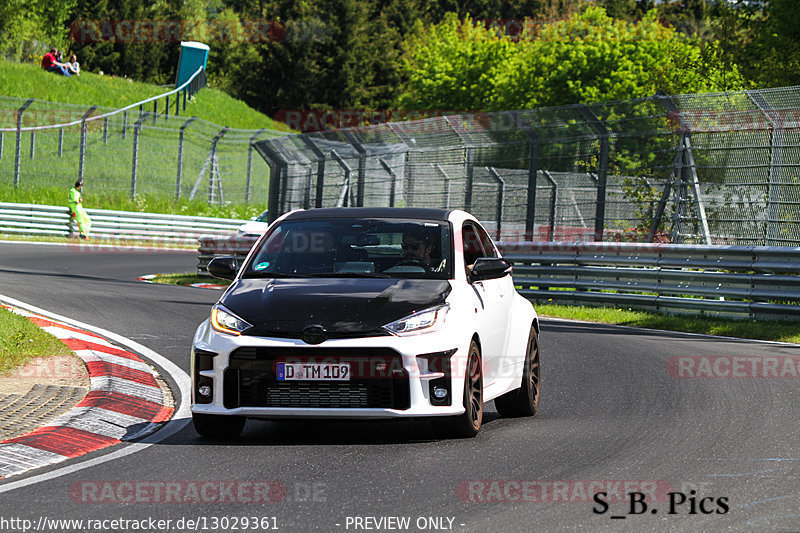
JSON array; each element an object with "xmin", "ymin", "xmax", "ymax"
[
  {"xmin": 0, "ymin": 202, "xmax": 246, "ymax": 244},
  {"xmin": 502, "ymin": 241, "xmax": 800, "ymax": 320},
  {"xmin": 197, "ymin": 235, "xmax": 258, "ymax": 270},
  {"xmin": 196, "ymin": 236, "xmax": 800, "ymax": 320}
]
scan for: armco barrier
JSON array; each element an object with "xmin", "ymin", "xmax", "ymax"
[
  {"xmin": 197, "ymin": 236, "xmax": 800, "ymax": 320},
  {"xmin": 198, "ymin": 234, "xmax": 258, "ymax": 271},
  {"xmin": 502, "ymin": 241, "xmax": 800, "ymax": 320},
  {"xmin": 0, "ymin": 202, "xmax": 246, "ymax": 244}
]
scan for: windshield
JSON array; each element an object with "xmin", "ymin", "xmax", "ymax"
[{"xmin": 243, "ymin": 217, "xmax": 453, "ymax": 279}]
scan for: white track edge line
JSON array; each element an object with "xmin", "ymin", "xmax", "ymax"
[
  {"xmin": 539, "ymin": 316, "xmax": 800, "ymax": 347},
  {"xmin": 0, "ymin": 294, "xmax": 191, "ymax": 493}
]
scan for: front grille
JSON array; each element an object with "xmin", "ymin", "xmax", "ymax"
[{"xmin": 224, "ymin": 347, "xmax": 409, "ymax": 409}]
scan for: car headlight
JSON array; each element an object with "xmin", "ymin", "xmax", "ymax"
[
  {"xmin": 210, "ymin": 304, "xmax": 252, "ymax": 335},
  {"xmin": 382, "ymin": 304, "xmax": 449, "ymax": 336}
]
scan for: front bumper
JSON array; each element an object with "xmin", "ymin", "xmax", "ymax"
[{"xmin": 191, "ymin": 320, "xmax": 468, "ymax": 419}]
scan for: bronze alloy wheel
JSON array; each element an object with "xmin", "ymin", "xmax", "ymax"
[
  {"xmin": 495, "ymin": 326, "xmax": 540, "ymax": 418},
  {"xmin": 438, "ymin": 340, "xmax": 483, "ymax": 438},
  {"xmin": 466, "ymin": 344, "xmax": 483, "ymax": 431}
]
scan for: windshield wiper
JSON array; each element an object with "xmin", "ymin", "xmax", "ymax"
[
  {"xmin": 242, "ymin": 271, "xmax": 314, "ymax": 278},
  {"xmin": 306, "ymin": 272, "xmax": 391, "ymax": 278}
]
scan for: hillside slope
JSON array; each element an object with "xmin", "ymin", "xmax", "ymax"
[{"xmin": 0, "ymin": 60, "xmax": 290, "ymax": 131}]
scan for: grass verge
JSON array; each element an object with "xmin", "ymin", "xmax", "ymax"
[
  {"xmin": 0, "ymin": 60, "xmax": 291, "ymax": 131},
  {"xmin": 0, "ymin": 186, "xmax": 262, "ymax": 219},
  {"xmin": 0, "ymin": 308, "xmax": 75, "ymax": 376},
  {"xmin": 148, "ymin": 273, "xmax": 231, "ymax": 286},
  {"xmin": 536, "ymin": 304, "xmax": 800, "ymax": 344}
]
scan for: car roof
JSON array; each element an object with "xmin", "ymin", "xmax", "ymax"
[{"xmin": 282, "ymin": 207, "xmax": 454, "ymax": 222}]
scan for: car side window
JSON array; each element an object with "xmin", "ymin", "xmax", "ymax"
[
  {"xmin": 473, "ymin": 223, "xmax": 499, "ymax": 259},
  {"xmin": 462, "ymin": 223, "xmax": 486, "ymax": 275}
]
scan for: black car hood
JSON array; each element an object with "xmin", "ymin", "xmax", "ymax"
[{"xmin": 221, "ymin": 278, "xmax": 451, "ymax": 338}]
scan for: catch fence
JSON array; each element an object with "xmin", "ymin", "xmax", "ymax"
[
  {"xmin": 0, "ymin": 68, "xmax": 285, "ymax": 206},
  {"xmin": 255, "ymin": 86, "xmax": 800, "ymax": 246}
]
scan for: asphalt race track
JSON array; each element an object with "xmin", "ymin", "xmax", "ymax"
[{"xmin": 1, "ymin": 241, "xmax": 799, "ymax": 532}]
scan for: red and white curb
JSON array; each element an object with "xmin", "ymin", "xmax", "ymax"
[{"xmin": 0, "ymin": 304, "xmax": 175, "ymax": 479}]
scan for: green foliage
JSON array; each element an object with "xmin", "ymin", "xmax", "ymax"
[
  {"xmin": 733, "ymin": 0, "xmax": 800, "ymax": 88},
  {"xmin": 399, "ymin": 7, "xmax": 746, "ymax": 112},
  {"xmin": 398, "ymin": 13, "xmax": 518, "ymax": 111},
  {"xmin": 1, "ymin": 0, "xmax": 797, "ymax": 125},
  {"xmin": 0, "ymin": 0, "xmax": 77, "ymax": 62}
]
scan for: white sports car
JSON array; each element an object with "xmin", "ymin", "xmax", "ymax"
[{"xmin": 191, "ymin": 207, "xmax": 540, "ymax": 438}]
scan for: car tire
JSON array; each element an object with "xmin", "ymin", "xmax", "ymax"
[
  {"xmin": 439, "ymin": 341, "xmax": 483, "ymax": 439},
  {"xmin": 192, "ymin": 413, "xmax": 246, "ymax": 438},
  {"xmin": 494, "ymin": 326, "xmax": 540, "ymax": 418}
]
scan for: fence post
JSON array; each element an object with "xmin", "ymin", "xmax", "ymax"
[
  {"xmin": 542, "ymin": 170, "xmax": 558, "ymax": 241},
  {"xmin": 207, "ymin": 128, "xmax": 228, "ymax": 203},
  {"xmin": 388, "ymin": 123, "xmax": 415, "ymax": 208},
  {"xmin": 746, "ymin": 90, "xmax": 784, "ymax": 246},
  {"xmin": 176, "ymin": 117, "xmax": 197, "ymax": 199},
  {"xmin": 246, "ymin": 129, "xmax": 266, "ymax": 203},
  {"xmin": 103, "ymin": 117, "xmax": 108, "ymax": 144},
  {"xmin": 79, "ymin": 105, "xmax": 98, "ymax": 183},
  {"xmin": 58, "ymin": 129, "xmax": 64, "ymax": 157},
  {"xmin": 379, "ymin": 158, "xmax": 398, "ymax": 207},
  {"xmin": 683, "ymin": 137, "xmax": 712, "ymax": 245},
  {"xmin": 577, "ymin": 105, "xmax": 609, "ymax": 242},
  {"xmin": 445, "ymin": 116, "xmax": 475, "ymax": 211},
  {"xmin": 433, "ymin": 164, "xmax": 452, "ymax": 208},
  {"xmin": 130, "ymin": 112, "xmax": 147, "ymax": 198},
  {"xmin": 300, "ymin": 136, "xmax": 327, "ymax": 208},
  {"xmin": 165, "ymin": 96, "xmax": 170, "ymax": 120},
  {"xmin": 252, "ymin": 140, "xmax": 289, "ymax": 223},
  {"xmin": 29, "ymin": 132, "xmax": 35, "ymax": 160},
  {"xmin": 0, "ymin": 132, "xmax": 4, "ymax": 159},
  {"xmin": 487, "ymin": 167, "xmax": 506, "ymax": 240},
  {"xmin": 122, "ymin": 110, "xmax": 127, "ymax": 139},
  {"xmin": 14, "ymin": 99, "xmax": 33, "ymax": 188},
  {"xmin": 331, "ymin": 150, "xmax": 354, "ymax": 207},
  {"xmin": 648, "ymin": 143, "xmax": 684, "ymax": 243},
  {"xmin": 343, "ymin": 131, "xmax": 367, "ymax": 207},
  {"xmin": 152, "ymin": 101, "xmax": 158, "ymax": 124},
  {"xmin": 514, "ymin": 112, "xmax": 539, "ymax": 239}
]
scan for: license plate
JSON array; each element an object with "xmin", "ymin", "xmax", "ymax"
[{"xmin": 276, "ymin": 362, "xmax": 350, "ymax": 381}]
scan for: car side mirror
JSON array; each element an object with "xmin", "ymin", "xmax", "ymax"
[
  {"xmin": 469, "ymin": 257, "xmax": 512, "ymax": 282},
  {"xmin": 207, "ymin": 256, "xmax": 238, "ymax": 280}
]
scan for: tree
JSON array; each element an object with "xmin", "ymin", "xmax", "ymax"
[
  {"xmin": 398, "ymin": 13, "xmax": 518, "ymax": 111},
  {"xmin": 0, "ymin": 0, "xmax": 77, "ymax": 61},
  {"xmin": 398, "ymin": 6, "xmax": 745, "ymax": 111}
]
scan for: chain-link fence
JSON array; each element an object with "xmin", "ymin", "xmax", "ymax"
[
  {"xmin": 256, "ymin": 86, "xmax": 800, "ymax": 246},
  {"xmin": 0, "ymin": 73, "xmax": 284, "ymax": 206}
]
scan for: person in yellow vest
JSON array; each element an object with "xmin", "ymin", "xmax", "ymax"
[{"xmin": 67, "ymin": 180, "xmax": 92, "ymax": 239}]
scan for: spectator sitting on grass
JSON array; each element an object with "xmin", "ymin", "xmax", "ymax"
[
  {"xmin": 41, "ymin": 48, "xmax": 71, "ymax": 77},
  {"xmin": 65, "ymin": 54, "xmax": 80, "ymax": 76}
]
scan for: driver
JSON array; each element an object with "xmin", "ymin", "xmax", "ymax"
[{"xmin": 401, "ymin": 227, "xmax": 434, "ymax": 266}]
